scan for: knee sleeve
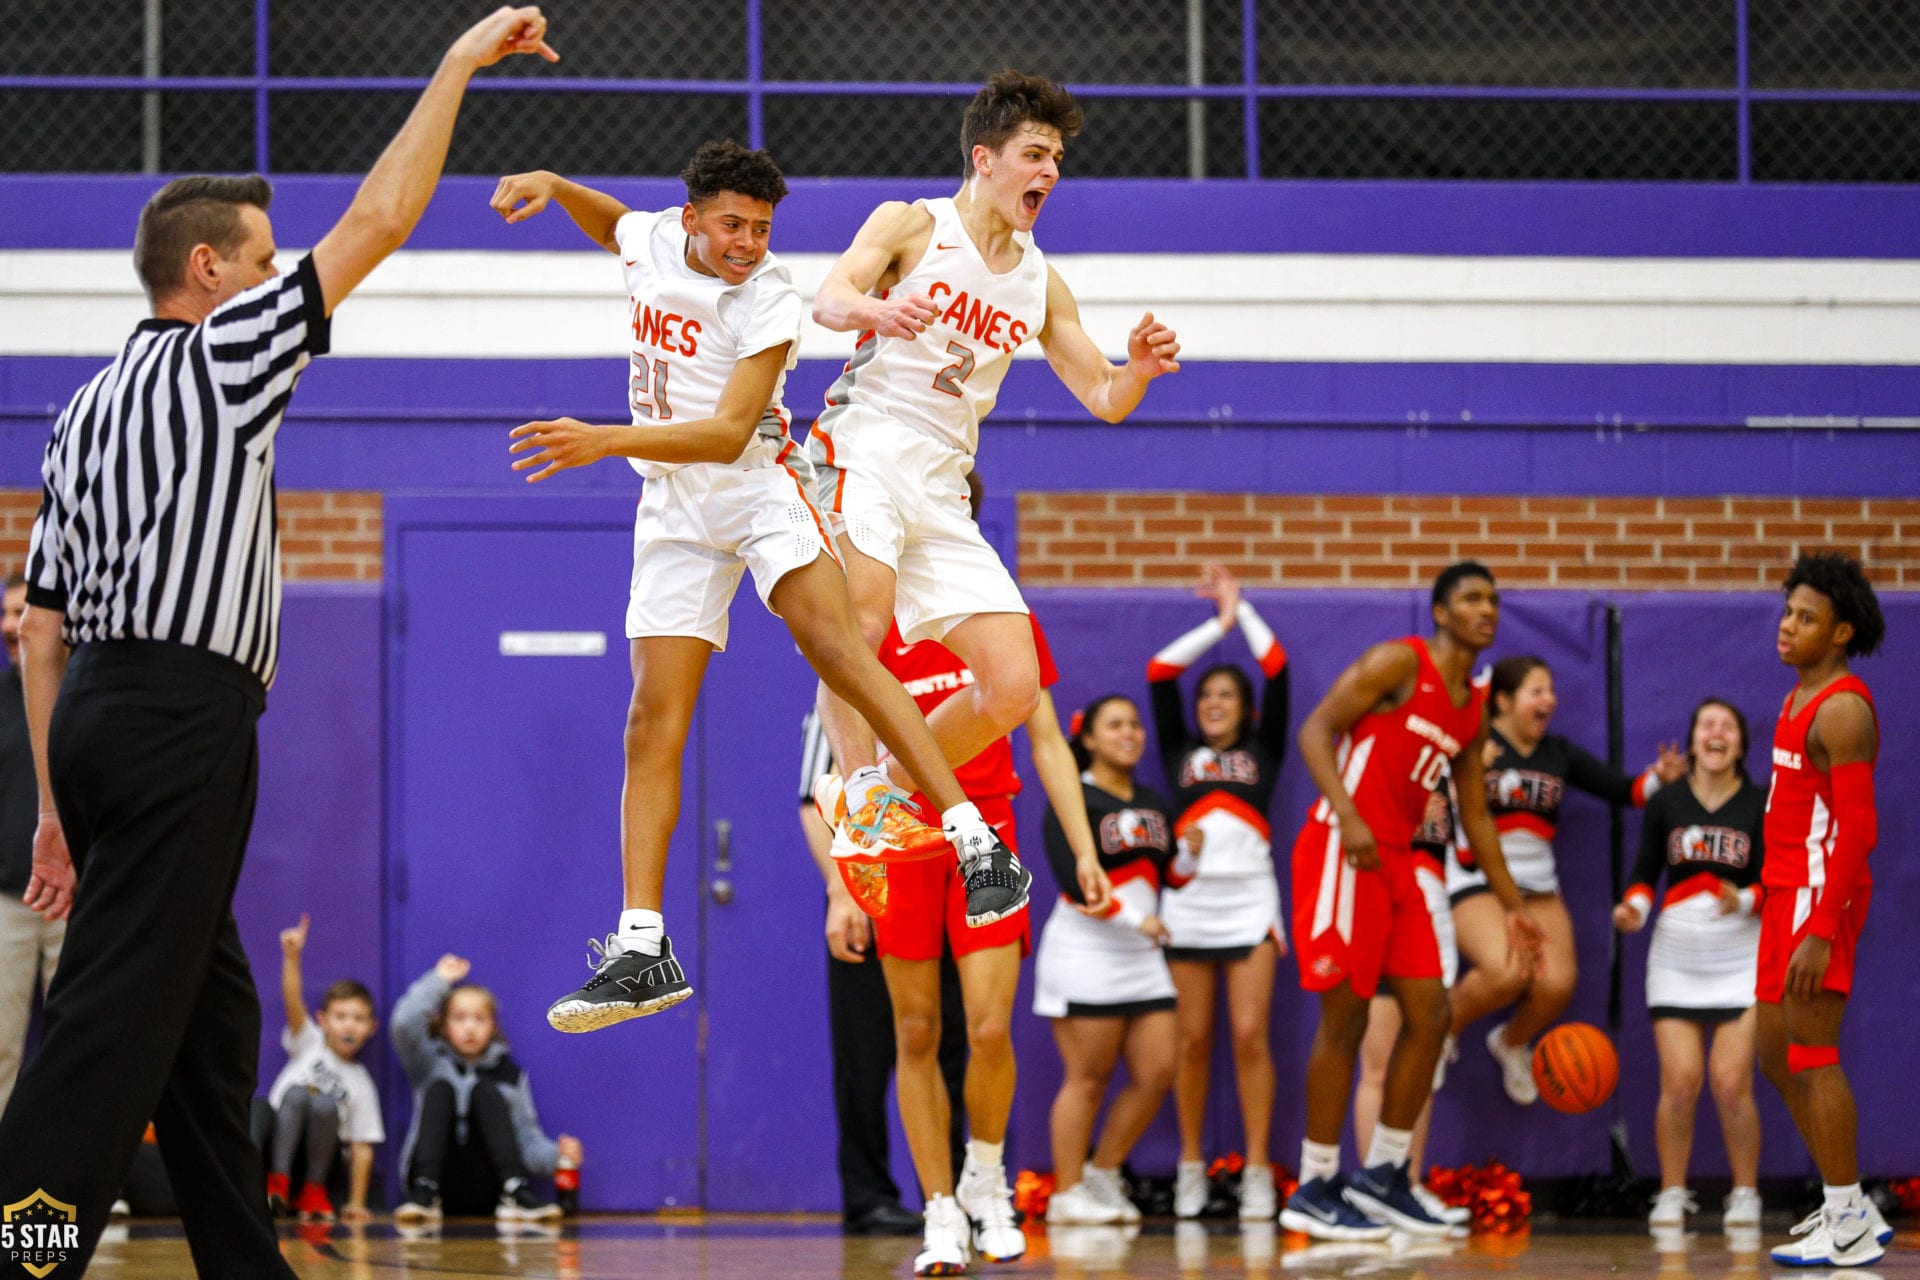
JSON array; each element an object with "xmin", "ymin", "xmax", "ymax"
[{"xmin": 1786, "ymin": 1043, "xmax": 1839, "ymax": 1074}]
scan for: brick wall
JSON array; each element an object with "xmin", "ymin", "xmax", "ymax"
[
  {"xmin": 0, "ymin": 489, "xmax": 383, "ymax": 583},
  {"xmin": 1016, "ymin": 494, "xmax": 1920, "ymax": 590},
  {"xmin": 6, "ymin": 488, "xmax": 1911, "ymax": 591}
]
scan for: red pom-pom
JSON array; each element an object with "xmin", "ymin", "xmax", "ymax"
[{"xmin": 1012, "ymin": 1169, "xmax": 1055, "ymax": 1216}]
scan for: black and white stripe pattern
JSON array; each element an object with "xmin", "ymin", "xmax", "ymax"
[
  {"xmin": 798, "ymin": 708, "xmax": 833, "ymax": 804},
  {"xmin": 25, "ymin": 257, "xmax": 330, "ymax": 688}
]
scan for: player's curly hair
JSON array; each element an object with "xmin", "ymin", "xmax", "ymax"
[
  {"xmin": 1784, "ymin": 551, "xmax": 1885, "ymax": 657},
  {"xmin": 682, "ymin": 140, "xmax": 788, "ymax": 207},
  {"xmin": 960, "ymin": 69, "xmax": 1084, "ymax": 175},
  {"xmin": 134, "ymin": 173, "xmax": 274, "ymax": 302}
]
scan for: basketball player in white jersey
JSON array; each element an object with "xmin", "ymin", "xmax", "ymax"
[
  {"xmin": 489, "ymin": 144, "xmax": 1016, "ymax": 1034},
  {"xmin": 808, "ymin": 70, "xmax": 1183, "ymax": 946}
]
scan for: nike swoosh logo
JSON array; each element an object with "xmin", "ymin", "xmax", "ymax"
[
  {"xmin": 1297, "ymin": 1202, "xmax": 1339, "ymax": 1223},
  {"xmin": 1834, "ymin": 1226, "xmax": 1872, "ymax": 1252},
  {"xmin": 936, "ymin": 242, "xmax": 959, "ymax": 251}
]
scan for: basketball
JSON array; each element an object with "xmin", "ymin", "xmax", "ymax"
[{"xmin": 1532, "ymin": 1023, "xmax": 1619, "ymax": 1114}]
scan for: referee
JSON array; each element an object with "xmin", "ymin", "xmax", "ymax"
[{"xmin": 0, "ymin": 11, "xmax": 557, "ymax": 1277}]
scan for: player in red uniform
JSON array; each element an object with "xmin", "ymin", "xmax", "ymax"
[
  {"xmin": 1757, "ymin": 553, "xmax": 1890, "ymax": 1268},
  {"xmin": 1281, "ymin": 562, "xmax": 1542, "ymax": 1240}
]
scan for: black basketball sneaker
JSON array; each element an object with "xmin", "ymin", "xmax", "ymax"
[
  {"xmin": 949, "ymin": 823, "xmax": 1031, "ymax": 927},
  {"xmin": 546, "ymin": 934, "xmax": 692, "ymax": 1032}
]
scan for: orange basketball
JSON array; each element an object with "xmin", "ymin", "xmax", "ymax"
[{"xmin": 1531, "ymin": 1022, "xmax": 1619, "ymax": 1114}]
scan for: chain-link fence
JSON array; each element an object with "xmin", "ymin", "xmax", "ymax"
[{"xmin": 4, "ymin": 0, "xmax": 1918, "ymax": 180}]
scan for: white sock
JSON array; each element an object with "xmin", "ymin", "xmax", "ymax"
[
  {"xmin": 1300, "ymin": 1139, "xmax": 1340, "ymax": 1183},
  {"xmin": 1824, "ymin": 1183, "xmax": 1864, "ymax": 1213},
  {"xmin": 966, "ymin": 1138, "xmax": 1004, "ymax": 1172},
  {"xmin": 943, "ymin": 800, "xmax": 986, "ymax": 833},
  {"xmin": 847, "ymin": 765, "xmax": 889, "ymax": 799},
  {"xmin": 617, "ymin": 908, "xmax": 664, "ymax": 956},
  {"xmin": 1366, "ymin": 1125, "xmax": 1413, "ymax": 1170}
]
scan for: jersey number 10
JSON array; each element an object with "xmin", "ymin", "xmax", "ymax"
[{"xmin": 1410, "ymin": 744, "xmax": 1449, "ymax": 791}]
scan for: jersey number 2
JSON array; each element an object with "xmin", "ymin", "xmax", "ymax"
[
  {"xmin": 931, "ymin": 340, "xmax": 976, "ymax": 399},
  {"xmin": 631, "ymin": 357, "xmax": 674, "ymax": 421}
]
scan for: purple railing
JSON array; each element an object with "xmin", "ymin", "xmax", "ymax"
[{"xmin": 5, "ymin": 0, "xmax": 1918, "ymax": 179}]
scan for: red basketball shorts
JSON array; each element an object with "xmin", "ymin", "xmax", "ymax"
[
  {"xmin": 1755, "ymin": 882, "xmax": 1870, "ymax": 1004},
  {"xmin": 1291, "ymin": 818, "xmax": 1441, "ymax": 999},
  {"xmin": 874, "ymin": 796, "xmax": 1031, "ymax": 962}
]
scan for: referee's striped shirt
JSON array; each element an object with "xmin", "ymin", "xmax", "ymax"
[
  {"xmin": 25, "ymin": 255, "xmax": 331, "ymax": 689},
  {"xmin": 799, "ymin": 709, "xmax": 833, "ymax": 805}
]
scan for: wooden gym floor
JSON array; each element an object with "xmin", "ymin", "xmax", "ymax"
[{"xmin": 82, "ymin": 1214, "xmax": 1916, "ymax": 1278}]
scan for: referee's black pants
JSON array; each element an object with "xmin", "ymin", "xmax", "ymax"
[
  {"xmin": 0, "ymin": 641, "xmax": 293, "ymax": 1279},
  {"xmin": 827, "ymin": 941, "xmax": 967, "ymax": 1219}
]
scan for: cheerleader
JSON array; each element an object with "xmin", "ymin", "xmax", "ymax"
[
  {"xmin": 1613, "ymin": 698, "xmax": 1765, "ymax": 1232},
  {"xmin": 1146, "ymin": 565, "xmax": 1289, "ymax": 1220},
  {"xmin": 1448, "ymin": 655, "xmax": 1686, "ymax": 1103},
  {"xmin": 1036, "ymin": 695, "xmax": 1194, "ymax": 1226}
]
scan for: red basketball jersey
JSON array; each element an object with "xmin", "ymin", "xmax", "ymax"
[
  {"xmin": 879, "ymin": 615, "xmax": 1058, "ymax": 802},
  {"xmin": 1763, "ymin": 674, "xmax": 1876, "ymax": 892},
  {"xmin": 1309, "ymin": 636, "xmax": 1486, "ymax": 853}
]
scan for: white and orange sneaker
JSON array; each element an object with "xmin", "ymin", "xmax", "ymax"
[{"xmin": 817, "ymin": 773, "xmax": 950, "ymax": 863}]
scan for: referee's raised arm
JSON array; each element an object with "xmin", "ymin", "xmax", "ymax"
[
  {"xmin": 312, "ymin": 6, "xmax": 558, "ymax": 314},
  {"xmin": 0, "ymin": 11, "xmax": 559, "ymax": 1278}
]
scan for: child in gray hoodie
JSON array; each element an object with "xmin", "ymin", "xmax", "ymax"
[{"xmin": 391, "ymin": 954, "xmax": 583, "ymax": 1221}]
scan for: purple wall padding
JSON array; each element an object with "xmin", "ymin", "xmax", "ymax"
[
  {"xmin": 233, "ymin": 585, "xmax": 386, "ymax": 1122},
  {"xmin": 10, "ymin": 175, "xmax": 1920, "ymax": 258},
  {"xmin": 223, "ymin": 577, "xmax": 1916, "ymax": 1209}
]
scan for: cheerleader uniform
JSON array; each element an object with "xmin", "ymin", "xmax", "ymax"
[
  {"xmin": 1409, "ymin": 772, "xmax": 1464, "ymax": 989},
  {"xmin": 1446, "ymin": 729, "xmax": 1664, "ymax": 903},
  {"xmin": 1032, "ymin": 779, "xmax": 1190, "ymax": 1018},
  {"xmin": 1621, "ymin": 780, "xmax": 1766, "ymax": 1021},
  {"xmin": 1147, "ymin": 600, "xmax": 1289, "ymax": 960}
]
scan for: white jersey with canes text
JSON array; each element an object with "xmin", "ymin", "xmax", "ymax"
[
  {"xmin": 614, "ymin": 208, "xmax": 802, "ymax": 479},
  {"xmin": 814, "ymin": 197, "xmax": 1047, "ymax": 458}
]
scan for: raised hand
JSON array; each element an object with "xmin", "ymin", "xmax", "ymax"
[
  {"xmin": 490, "ymin": 170, "xmax": 558, "ymax": 224},
  {"xmin": 510, "ymin": 417, "xmax": 607, "ymax": 482},
  {"xmin": 874, "ymin": 293, "xmax": 939, "ymax": 340},
  {"xmin": 281, "ymin": 913, "xmax": 311, "ymax": 958},
  {"xmin": 1196, "ymin": 563, "xmax": 1241, "ymax": 627},
  {"xmin": 1126, "ymin": 312, "xmax": 1181, "ymax": 378},
  {"xmin": 450, "ymin": 5, "xmax": 560, "ymax": 70},
  {"xmin": 435, "ymin": 954, "xmax": 472, "ymax": 984},
  {"xmin": 1652, "ymin": 741, "xmax": 1689, "ymax": 784}
]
